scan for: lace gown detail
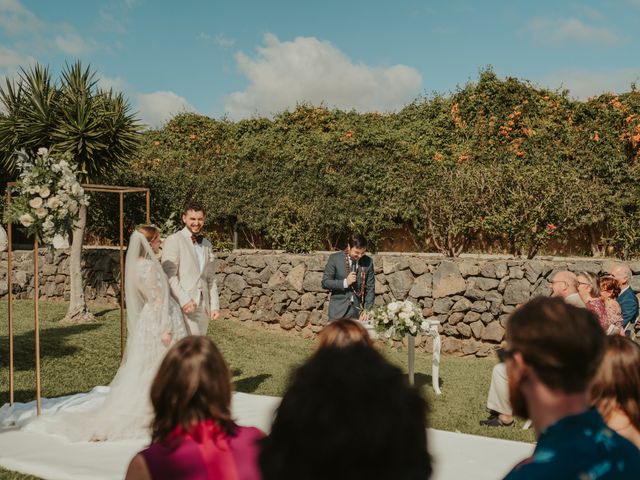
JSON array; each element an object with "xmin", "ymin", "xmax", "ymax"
[{"xmin": 0, "ymin": 248, "xmax": 188, "ymax": 441}]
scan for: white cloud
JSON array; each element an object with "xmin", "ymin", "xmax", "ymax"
[
  {"xmin": 97, "ymin": 74, "xmax": 127, "ymax": 92},
  {"xmin": 135, "ymin": 91, "xmax": 198, "ymax": 128},
  {"xmin": 526, "ymin": 17, "xmax": 620, "ymax": 46},
  {"xmin": 223, "ymin": 33, "xmax": 422, "ymax": 119},
  {"xmin": 0, "ymin": 0, "xmax": 42, "ymax": 36},
  {"xmin": 537, "ymin": 68, "xmax": 640, "ymax": 99},
  {"xmin": 0, "ymin": 44, "xmax": 34, "ymax": 71},
  {"xmin": 54, "ymin": 32, "xmax": 90, "ymax": 55}
]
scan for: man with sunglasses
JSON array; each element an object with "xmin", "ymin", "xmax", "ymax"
[{"xmin": 608, "ymin": 263, "xmax": 638, "ymax": 336}]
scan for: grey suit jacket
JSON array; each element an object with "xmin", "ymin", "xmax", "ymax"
[{"xmin": 321, "ymin": 251, "xmax": 375, "ymax": 320}]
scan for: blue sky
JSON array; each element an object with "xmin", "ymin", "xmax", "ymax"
[{"xmin": 1, "ymin": 0, "xmax": 639, "ymax": 127}]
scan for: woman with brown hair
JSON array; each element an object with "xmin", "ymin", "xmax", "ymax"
[
  {"xmin": 600, "ymin": 276, "xmax": 624, "ymax": 335},
  {"xmin": 125, "ymin": 336, "xmax": 264, "ymax": 479},
  {"xmin": 316, "ymin": 317, "xmax": 373, "ymax": 350},
  {"xmin": 591, "ymin": 335, "xmax": 640, "ymax": 449}
]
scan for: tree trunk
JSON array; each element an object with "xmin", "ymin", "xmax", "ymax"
[{"xmin": 62, "ymin": 204, "xmax": 95, "ymax": 323}]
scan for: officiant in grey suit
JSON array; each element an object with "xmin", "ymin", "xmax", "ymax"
[{"xmin": 322, "ymin": 233, "xmax": 376, "ymax": 321}]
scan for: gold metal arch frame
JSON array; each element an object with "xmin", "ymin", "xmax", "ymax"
[{"xmin": 4, "ymin": 183, "xmax": 150, "ymax": 415}]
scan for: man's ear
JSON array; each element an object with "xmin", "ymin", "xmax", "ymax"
[{"xmin": 512, "ymin": 352, "xmax": 530, "ymax": 381}]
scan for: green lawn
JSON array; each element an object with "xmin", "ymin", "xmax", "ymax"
[{"xmin": 0, "ymin": 300, "xmax": 535, "ymax": 479}]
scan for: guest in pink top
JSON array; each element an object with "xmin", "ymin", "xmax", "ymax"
[
  {"xmin": 600, "ymin": 276, "xmax": 624, "ymax": 336},
  {"xmin": 125, "ymin": 336, "xmax": 263, "ymax": 480}
]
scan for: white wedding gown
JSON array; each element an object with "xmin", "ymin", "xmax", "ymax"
[{"xmin": 0, "ymin": 232, "xmax": 188, "ymax": 441}]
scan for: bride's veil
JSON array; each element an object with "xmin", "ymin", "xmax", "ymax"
[{"xmin": 124, "ymin": 231, "xmax": 153, "ymax": 336}]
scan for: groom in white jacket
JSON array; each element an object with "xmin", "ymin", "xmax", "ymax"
[{"xmin": 161, "ymin": 201, "xmax": 220, "ymax": 335}]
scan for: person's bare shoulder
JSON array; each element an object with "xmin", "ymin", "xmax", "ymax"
[{"xmin": 124, "ymin": 453, "xmax": 151, "ymax": 480}]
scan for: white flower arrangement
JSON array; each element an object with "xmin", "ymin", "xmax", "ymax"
[
  {"xmin": 4, "ymin": 148, "xmax": 89, "ymax": 245},
  {"xmin": 370, "ymin": 299, "xmax": 428, "ymax": 340}
]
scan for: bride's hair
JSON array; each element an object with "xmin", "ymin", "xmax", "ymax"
[
  {"xmin": 150, "ymin": 336, "xmax": 235, "ymax": 442},
  {"xmin": 136, "ymin": 224, "xmax": 160, "ymax": 243}
]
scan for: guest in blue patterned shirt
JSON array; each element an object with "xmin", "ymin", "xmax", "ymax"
[{"xmin": 502, "ymin": 297, "xmax": 640, "ymax": 479}]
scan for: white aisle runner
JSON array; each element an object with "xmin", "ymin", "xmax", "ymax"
[{"xmin": 0, "ymin": 392, "xmax": 533, "ymax": 480}]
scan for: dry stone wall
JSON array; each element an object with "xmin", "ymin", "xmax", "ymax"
[{"xmin": 3, "ymin": 249, "xmax": 640, "ymax": 356}]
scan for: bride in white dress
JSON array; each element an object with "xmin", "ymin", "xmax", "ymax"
[{"xmin": 0, "ymin": 226, "xmax": 188, "ymax": 441}]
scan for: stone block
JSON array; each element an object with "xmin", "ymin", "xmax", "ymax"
[
  {"xmin": 302, "ymin": 272, "xmax": 325, "ymax": 292},
  {"xmin": 508, "ymin": 266, "xmax": 524, "ymax": 279},
  {"xmin": 225, "ymin": 274, "xmax": 248, "ymax": 294},
  {"xmin": 279, "ymin": 313, "xmax": 296, "ymax": 330},
  {"xmin": 433, "ymin": 262, "xmax": 466, "ymax": 298},
  {"xmin": 480, "ymin": 312, "xmax": 494, "ymax": 324},
  {"xmin": 408, "ymin": 273, "xmax": 432, "ymax": 298},
  {"xmin": 286, "ymin": 263, "xmax": 306, "ymax": 292},
  {"xmin": 451, "ymin": 297, "xmax": 472, "ymax": 312},
  {"xmin": 457, "ymin": 322, "xmax": 472, "ymax": 338},
  {"xmin": 408, "ymin": 258, "xmax": 428, "ymax": 275},
  {"xmin": 458, "ymin": 261, "xmax": 481, "ymax": 277},
  {"xmin": 464, "ymin": 287, "xmax": 485, "ymax": 301},
  {"xmin": 469, "ymin": 277, "xmax": 500, "ymax": 291},
  {"xmin": 387, "ymin": 269, "xmax": 415, "ymax": 299},
  {"xmin": 295, "ymin": 311, "xmax": 310, "ymax": 327},
  {"xmin": 470, "ymin": 320, "xmax": 483, "ymax": 338},
  {"xmin": 480, "ymin": 262, "xmax": 496, "ymax": 278},
  {"xmin": 448, "ymin": 312, "xmax": 465, "ymax": 326},
  {"xmin": 433, "ymin": 297, "xmax": 453, "ymax": 314},
  {"xmin": 503, "ymin": 278, "xmax": 531, "ymax": 305},
  {"xmin": 464, "ymin": 311, "xmax": 481, "ymax": 324},
  {"xmin": 442, "ymin": 337, "xmax": 463, "ymax": 354},
  {"xmin": 461, "ymin": 339, "xmax": 481, "ymax": 355},
  {"xmin": 375, "ymin": 278, "xmax": 388, "ymax": 294},
  {"xmin": 470, "ymin": 301, "xmax": 488, "ymax": 313},
  {"xmin": 481, "ymin": 321, "xmax": 505, "ymax": 342}
]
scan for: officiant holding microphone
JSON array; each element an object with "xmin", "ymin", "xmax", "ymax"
[{"xmin": 322, "ymin": 233, "xmax": 376, "ymax": 321}]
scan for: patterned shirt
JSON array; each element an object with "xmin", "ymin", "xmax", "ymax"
[{"xmin": 503, "ymin": 408, "xmax": 640, "ymax": 479}]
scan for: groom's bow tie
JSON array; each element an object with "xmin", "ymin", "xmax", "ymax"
[{"xmin": 191, "ymin": 233, "xmax": 204, "ymax": 245}]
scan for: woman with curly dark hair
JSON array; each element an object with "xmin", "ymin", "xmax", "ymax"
[
  {"xmin": 259, "ymin": 344, "xmax": 432, "ymax": 480},
  {"xmin": 125, "ymin": 336, "xmax": 264, "ymax": 480}
]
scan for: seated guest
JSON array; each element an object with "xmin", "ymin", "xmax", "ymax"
[
  {"xmin": 577, "ymin": 271, "xmax": 608, "ymax": 330},
  {"xmin": 600, "ymin": 276, "xmax": 624, "ymax": 335},
  {"xmin": 260, "ymin": 345, "xmax": 432, "ymax": 480},
  {"xmin": 502, "ymin": 297, "xmax": 640, "ymax": 479},
  {"xmin": 479, "ymin": 362, "xmax": 513, "ymax": 427},
  {"xmin": 609, "ymin": 263, "xmax": 639, "ymax": 335},
  {"xmin": 316, "ymin": 317, "xmax": 373, "ymax": 350},
  {"xmin": 480, "ymin": 270, "xmax": 586, "ymax": 428},
  {"xmin": 549, "ymin": 270, "xmax": 585, "ymax": 307},
  {"xmin": 591, "ymin": 335, "xmax": 640, "ymax": 449},
  {"xmin": 125, "ymin": 336, "xmax": 263, "ymax": 480}
]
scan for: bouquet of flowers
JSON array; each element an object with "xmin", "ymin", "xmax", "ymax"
[
  {"xmin": 4, "ymin": 148, "xmax": 89, "ymax": 244},
  {"xmin": 370, "ymin": 300, "xmax": 428, "ymax": 340}
]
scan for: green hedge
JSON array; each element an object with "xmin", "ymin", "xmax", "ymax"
[{"xmin": 91, "ymin": 69, "xmax": 640, "ymax": 257}]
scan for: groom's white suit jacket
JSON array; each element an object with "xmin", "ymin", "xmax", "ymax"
[{"xmin": 161, "ymin": 227, "xmax": 220, "ymax": 315}]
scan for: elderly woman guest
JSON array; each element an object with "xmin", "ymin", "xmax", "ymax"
[
  {"xmin": 591, "ymin": 335, "xmax": 640, "ymax": 449},
  {"xmin": 600, "ymin": 276, "xmax": 624, "ymax": 335},
  {"xmin": 577, "ymin": 272, "xmax": 608, "ymax": 329},
  {"xmin": 125, "ymin": 336, "xmax": 264, "ymax": 480}
]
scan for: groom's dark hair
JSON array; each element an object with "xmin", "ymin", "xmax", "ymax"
[
  {"xmin": 348, "ymin": 233, "xmax": 368, "ymax": 249},
  {"xmin": 183, "ymin": 200, "xmax": 206, "ymax": 216}
]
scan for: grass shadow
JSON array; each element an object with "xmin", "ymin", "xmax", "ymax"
[
  {"xmin": 234, "ymin": 374, "xmax": 271, "ymax": 394},
  {"xmin": 93, "ymin": 307, "xmax": 118, "ymax": 318},
  {"xmin": 0, "ymin": 323, "xmax": 102, "ymax": 371},
  {"xmin": 0, "ymin": 389, "xmax": 39, "ymax": 405},
  {"xmin": 412, "ymin": 372, "xmax": 445, "ymax": 390}
]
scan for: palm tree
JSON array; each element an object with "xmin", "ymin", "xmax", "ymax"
[{"xmin": 0, "ymin": 61, "xmax": 141, "ymax": 323}]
